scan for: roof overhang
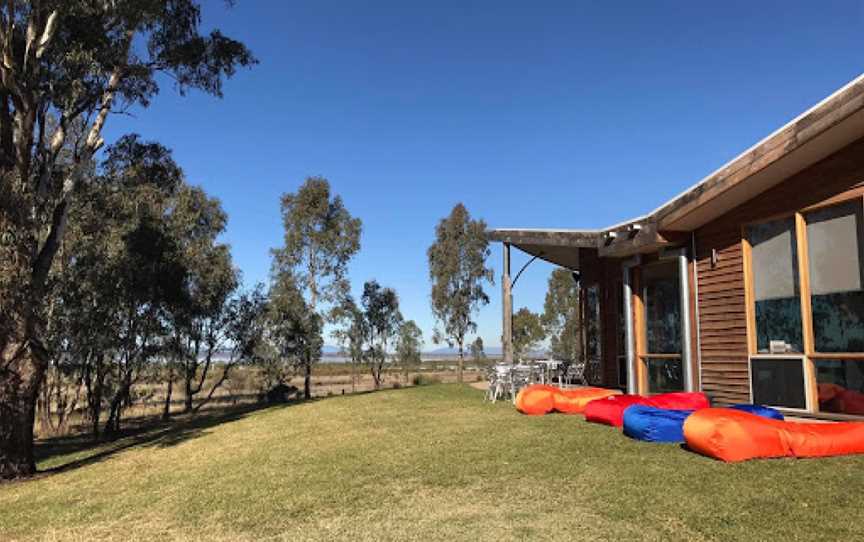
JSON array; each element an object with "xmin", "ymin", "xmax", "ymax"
[
  {"xmin": 487, "ymin": 228, "xmax": 600, "ymax": 270},
  {"xmin": 654, "ymin": 75, "xmax": 864, "ymax": 232},
  {"xmin": 489, "ymin": 73, "xmax": 864, "ymax": 260}
]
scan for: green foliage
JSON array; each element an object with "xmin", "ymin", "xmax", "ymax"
[
  {"xmin": 270, "ymin": 177, "xmax": 361, "ymax": 399},
  {"xmin": 542, "ymin": 268, "xmax": 582, "ymax": 362},
  {"xmin": 266, "ymin": 273, "xmax": 323, "ymax": 398},
  {"xmin": 470, "ymin": 336, "xmax": 486, "ymax": 363},
  {"xmin": 411, "ymin": 374, "xmax": 441, "ymax": 386},
  {"xmin": 427, "ymin": 203, "xmax": 493, "ymax": 380},
  {"xmin": 273, "ymin": 177, "xmax": 362, "ymax": 310},
  {"xmin": 512, "ymin": 307, "xmax": 545, "ymax": 360},
  {"xmin": 0, "ymin": 0, "xmax": 255, "ymax": 477},
  {"xmin": 397, "ymin": 320, "xmax": 424, "ymax": 367},
  {"xmin": 361, "ymin": 280, "xmax": 403, "ymax": 389}
]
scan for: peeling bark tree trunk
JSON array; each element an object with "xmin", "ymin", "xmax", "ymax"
[{"xmin": 0, "ymin": 339, "xmax": 45, "ymax": 479}]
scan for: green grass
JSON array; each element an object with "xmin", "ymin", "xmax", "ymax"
[{"xmin": 1, "ymin": 384, "xmax": 863, "ymax": 541}]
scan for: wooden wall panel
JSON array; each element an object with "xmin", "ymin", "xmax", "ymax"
[{"xmin": 694, "ymin": 136, "xmax": 864, "ymax": 405}]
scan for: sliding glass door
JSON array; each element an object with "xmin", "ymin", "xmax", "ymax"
[{"xmin": 641, "ymin": 262, "xmax": 684, "ymax": 394}]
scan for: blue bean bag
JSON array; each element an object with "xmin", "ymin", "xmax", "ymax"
[
  {"xmin": 622, "ymin": 405, "xmax": 694, "ymax": 442},
  {"xmin": 623, "ymin": 403, "xmax": 785, "ymax": 443},
  {"xmin": 729, "ymin": 403, "xmax": 784, "ymax": 420}
]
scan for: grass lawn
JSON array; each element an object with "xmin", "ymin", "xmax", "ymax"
[{"xmin": 1, "ymin": 384, "xmax": 862, "ymax": 541}]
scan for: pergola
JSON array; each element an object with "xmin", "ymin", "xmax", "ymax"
[{"xmin": 486, "ymin": 228, "xmax": 601, "ymax": 363}]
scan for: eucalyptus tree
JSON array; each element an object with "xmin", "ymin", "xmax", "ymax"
[
  {"xmin": 56, "ymin": 135, "xmax": 188, "ymax": 437},
  {"xmin": 272, "ymin": 177, "xmax": 361, "ymax": 399},
  {"xmin": 542, "ymin": 268, "xmax": 583, "ymax": 363},
  {"xmin": 427, "ymin": 204, "xmax": 494, "ymax": 382},
  {"xmin": 164, "ymin": 186, "xmax": 239, "ymax": 414},
  {"xmin": 0, "ymin": 1, "xmax": 254, "ymax": 478},
  {"xmin": 470, "ymin": 337, "xmax": 486, "ymax": 365},
  {"xmin": 191, "ymin": 284, "xmax": 268, "ymax": 412},
  {"xmin": 396, "ymin": 320, "xmax": 423, "ymax": 383},
  {"xmin": 267, "ymin": 273, "xmax": 323, "ymax": 399},
  {"xmin": 331, "ymin": 295, "xmax": 365, "ymax": 393},
  {"xmin": 512, "ymin": 308, "xmax": 545, "ymax": 361},
  {"xmin": 361, "ymin": 281, "xmax": 402, "ymax": 390}
]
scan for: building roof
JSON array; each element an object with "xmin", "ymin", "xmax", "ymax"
[{"xmin": 489, "ymin": 72, "xmax": 864, "ymax": 265}]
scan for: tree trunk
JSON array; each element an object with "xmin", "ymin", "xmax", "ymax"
[
  {"xmin": 457, "ymin": 342, "xmax": 464, "ymax": 383},
  {"xmin": 183, "ymin": 371, "xmax": 193, "ymax": 413},
  {"xmin": 0, "ymin": 345, "xmax": 44, "ymax": 479},
  {"xmin": 303, "ymin": 357, "xmax": 312, "ymax": 400},
  {"xmin": 162, "ymin": 373, "xmax": 174, "ymax": 420}
]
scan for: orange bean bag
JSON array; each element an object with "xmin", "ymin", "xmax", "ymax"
[
  {"xmin": 515, "ymin": 384, "xmax": 619, "ymax": 415},
  {"xmin": 514, "ymin": 384, "xmax": 559, "ymax": 415},
  {"xmin": 683, "ymin": 408, "xmax": 864, "ymax": 462},
  {"xmin": 584, "ymin": 392, "xmax": 710, "ymax": 427}
]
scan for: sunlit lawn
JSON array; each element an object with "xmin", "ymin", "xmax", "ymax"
[{"xmin": 1, "ymin": 384, "xmax": 862, "ymax": 541}]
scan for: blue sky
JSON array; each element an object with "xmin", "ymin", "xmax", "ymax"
[{"xmin": 103, "ymin": 1, "xmax": 864, "ymax": 349}]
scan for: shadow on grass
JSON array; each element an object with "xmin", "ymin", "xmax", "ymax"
[
  {"xmin": 33, "ymin": 400, "xmax": 303, "ymax": 478},
  {"xmin": 31, "ymin": 383, "xmax": 450, "ymax": 480}
]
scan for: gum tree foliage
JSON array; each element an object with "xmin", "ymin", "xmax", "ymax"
[
  {"xmin": 266, "ymin": 273, "xmax": 323, "ymax": 398},
  {"xmin": 271, "ymin": 177, "xmax": 361, "ymax": 399},
  {"xmin": 427, "ymin": 204, "xmax": 493, "ymax": 382},
  {"xmin": 361, "ymin": 280, "xmax": 402, "ymax": 390},
  {"xmin": 331, "ymin": 295, "xmax": 365, "ymax": 393},
  {"xmin": 164, "ymin": 184, "xmax": 239, "ymax": 415},
  {"xmin": 51, "ymin": 135, "xmax": 258, "ymax": 437},
  {"xmin": 66, "ymin": 136, "xmax": 189, "ymax": 437},
  {"xmin": 542, "ymin": 268, "xmax": 582, "ymax": 363},
  {"xmin": 469, "ymin": 337, "xmax": 485, "ymax": 365},
  {"xmin": 0, "ymin": 1, "xmax": 254, "ymax": 478},
  {"xmin": 396, "ymin": 319, "xmax": 423, "ymax": 383},
  {"xmin": 512, "ymin": 308, "xmax": 545, "ymax": 361}
]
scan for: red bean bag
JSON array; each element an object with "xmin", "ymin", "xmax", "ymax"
[
  {"xmin": 818, "ymin": 383, "xmax": 864, "ymax": 415},
  {"xmin": 515, "ymin": 385, "xmax": 619, "ymax": 415},
  {"xmin": 683, "ymin": 408, "xmax": 864, "ymax": 462},
  {"xmin": 584, "ymin": 392, "xmax": 710, "ymax": 427}
]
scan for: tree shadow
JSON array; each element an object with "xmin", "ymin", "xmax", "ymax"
[{"xmin": 33, "ymin": 400, "xmax": 301, "ymax": 478}]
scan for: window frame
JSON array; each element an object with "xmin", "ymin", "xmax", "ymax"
[{"xmin": 743, "ymin": 191, "xmax": 864, "ymax": 414}]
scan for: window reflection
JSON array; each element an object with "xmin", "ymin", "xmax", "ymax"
[
  {"xmin": 747, "ymin": 217, "xmax": 803, "ymax": 353},
  {"xmin": 806, "ymin": 201, "xmax": 864, "ymax": 353},
  {"xmin": 815, "ymin": 359, "xmax": 864, "ymax": 415}
]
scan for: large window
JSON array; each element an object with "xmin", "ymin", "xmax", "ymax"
[
  {"xmin": 805, "ymin": 201, "xmax": 864, "ymax": 353},
  {"xmin": 746, "ymin": 196, "xmax": 864, "ymax": 415},
  {"xmin": 642, "ymin": 263, "xmax": 683, "ymax": 393},
  {"xmin": 746, "ymin": 217, "xmax": 803, "ymax": 353}
]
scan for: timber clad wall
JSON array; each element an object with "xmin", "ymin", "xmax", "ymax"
[{"xmin": 694, "ymin": 136, "xmax": 864, "ymax": 405}]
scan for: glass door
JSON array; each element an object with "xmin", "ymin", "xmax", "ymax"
[{"xmin": 641, "ymin": 262, "xmax": 684, "ymax": 393}]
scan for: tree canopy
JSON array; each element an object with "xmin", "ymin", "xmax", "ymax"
[
  {"xmin": 542, "ymin": 268, "xmax": 582, "ymax": 363},
  {"xmin": 427, "ymin": 203, "xmax": 493, "ymax": 382}
]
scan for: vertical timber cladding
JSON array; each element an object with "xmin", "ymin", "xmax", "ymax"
[{"xmin": 694, "ymin": 136, "xmax": 864, "ymax": 405}]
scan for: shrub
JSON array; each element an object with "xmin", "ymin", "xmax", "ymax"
[{"xmin": 412, "ymin": 374, "xmax": 441, "ymax": 386}]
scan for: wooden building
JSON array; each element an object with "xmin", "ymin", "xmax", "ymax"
[{"xmin": 490, "ymin": 74, "xmax": 864, "ymax": 419}]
